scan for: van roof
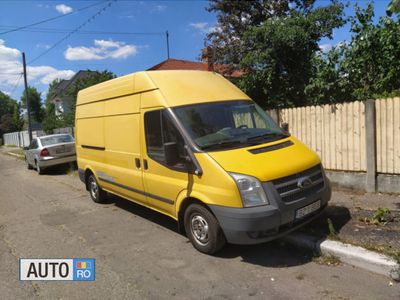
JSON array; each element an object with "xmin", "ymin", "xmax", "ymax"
[{"xmin": 76, "ymin": 70, "xmax": 250, "ymax": 107}]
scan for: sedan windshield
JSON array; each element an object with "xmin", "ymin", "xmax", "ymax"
[
  {"xmin": 40, "ymin": 135, "xmax": 74, "ymax": 146},
  {"xmin": 173, "ymin": 100, "xmax": 288, "ymax": 150}
]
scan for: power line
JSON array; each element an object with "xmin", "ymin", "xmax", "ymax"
[
  {"xmin": 0, "ymin": 1, "xmax": 107, "ymax": 35},
  {"xmin": 0, "ymin": 26, "xmax": 164, "ymax": 36},
  {"xmin": 28, "ymin": 0, "xmax": 116, "ymax": 64},
  {"xmin": 6, "ymin": 73, "xmax": 23, "ymax": 97}
]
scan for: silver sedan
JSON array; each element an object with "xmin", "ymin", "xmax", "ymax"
[{"xmin": 24, "ymin": 134, "xmax": 76, "ymax": 175}]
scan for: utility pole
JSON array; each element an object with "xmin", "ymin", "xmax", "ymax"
[
  {"xmin": 22, "ymin": 52, "xmax": 32, "ymax": 143},
  {"xmin": 166, "ymin": 30, "xmax": 170, "ymax": 59}
]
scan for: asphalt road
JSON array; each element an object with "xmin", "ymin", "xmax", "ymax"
[{"xmin": 0, "ymin": 152, "xmax": 399, "ymax": 300}]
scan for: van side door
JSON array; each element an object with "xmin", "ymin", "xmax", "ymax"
[{"xmin": 141, "ymin": 108, "xmax": 188, "ymax": 217}]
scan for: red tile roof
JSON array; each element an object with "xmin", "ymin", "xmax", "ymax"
[{"xmin": 147, "ymin": 58, "xmax": 243, "ymax": 78}]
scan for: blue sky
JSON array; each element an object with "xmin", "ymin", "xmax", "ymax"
[{"xmin": 0, "ymin": 0, "xmax": 392, "ymax": 101}]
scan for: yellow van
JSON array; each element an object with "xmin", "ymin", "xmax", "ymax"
[{"xmin": 75, "ymin": 70, "xmax": 331, "ymax": 254}]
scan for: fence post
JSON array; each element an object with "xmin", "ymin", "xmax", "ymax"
[
  {"xmin": 269, "ymin": 109, "xmax": 280, "ymax": 125},
  {"xmin": 365, "ymin": 99, "xmax": 377, "ymax": 192}
]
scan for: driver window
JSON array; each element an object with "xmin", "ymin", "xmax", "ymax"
[{"xmin": 144, "ymin": 110, "xmax": 185, "ymax": 167}]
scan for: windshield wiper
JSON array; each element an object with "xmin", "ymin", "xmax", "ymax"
[
  {"xmin": 247, "ymin": 132, "xmax": 289, "ymax": 143},
  {"xmin": 201, "ymin": 139, "xmax": 244, "ymax": 150}
]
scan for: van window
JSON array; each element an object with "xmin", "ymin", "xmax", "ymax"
[
  {"xmin": 173, "ymin": 100, "xmax": 288, "ymax": 151},
  {"xmin": 145, "ymin": 110, "xmax": 185, "ymax": 166}
]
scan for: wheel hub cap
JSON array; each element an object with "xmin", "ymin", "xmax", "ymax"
[{"xmin": 191, "ymin": 215, "xmax": 209, "ymax": 244}]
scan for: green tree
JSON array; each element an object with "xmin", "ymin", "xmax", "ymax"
[
  {"xmin": 305, "ymin": 44, "xmax": 351, "ymax": 104},
  {"xmin": 63, "ymin": 70, "xmax": 116, "ymax": 126},
  {"xmin": 205, "ymin": 0, "xmax": 315, "ymax": 68},
  {"xmin": 205, "ymin": 0, "xmax": 345, "ymax": 108},
  {"xmin": 342, "ymin": 3, "xmax": 400, "ymax": 100},
  {"xmin": 0, "ymin": 91, "xmax": 23, "ymax": 135},
  {"xmin": 42, "ymin": 79, "xmax": 63, "ymax": 133},
  {"xmin": 21, "ymin": 86, "xmax": 44, "ymax": 123}
]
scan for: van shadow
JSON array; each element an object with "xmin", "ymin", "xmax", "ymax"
[{"xmin": 100, "ymin": 194, "xmax": 351, "ymax": 268}]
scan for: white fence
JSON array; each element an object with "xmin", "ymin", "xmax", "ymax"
[{"xmin": 3, "ymin": 127, "xmax": 74, "ymax": 147}]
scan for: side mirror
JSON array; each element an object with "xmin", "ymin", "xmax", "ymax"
[
  {"xmin": 23, "ymin": 146, "xmax": 29, "ymax": 150},
  {"xmin": 164, "ymin": 142, "xmax": 180, "ymax": 166},
  {"xmin": 281, "ymin": 122, "xmax": 289, "ymax": 132}
]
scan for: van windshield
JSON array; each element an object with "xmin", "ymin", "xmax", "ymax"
[{"xmin": 173, "ymin": 100, "xmax": 289, "ymax": 151}]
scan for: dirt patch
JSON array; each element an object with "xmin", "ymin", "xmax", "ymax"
[{"xmin": 300, "ymin": 205, "xmax": 400, "ymax": 258}]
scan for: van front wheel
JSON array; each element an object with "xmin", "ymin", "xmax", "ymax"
[
  {"xmin": 184, "ymin": 204, "xmax": 225, "ymax": 254},
  {"xmin": 88, "ymin": 174, "xmax": 107, "ymax": 203}
]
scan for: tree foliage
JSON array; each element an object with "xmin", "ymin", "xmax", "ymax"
[
  {"xmin": 0, "ymin": 91, "xmax": 23, "ymax": 135},
  {"xmin": 205, "ymin": 0, "xmax": 345, "ymax": 108},
  {"xmin": 42, "ymin": 79, "xmax": 64, "ymax": 133},
  {"xmin": 20, "ymin": 86, "xmax": 44, "ymax": 123},
  {"xmin": 309, "ymin": 3, "xmax": 400, "ymax": 102}
]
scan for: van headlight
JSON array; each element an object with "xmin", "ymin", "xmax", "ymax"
[{"xmin": 229, "ymin": 173, "xmax": 269, "ymax": 207}]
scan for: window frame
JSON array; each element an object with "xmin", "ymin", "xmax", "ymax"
[{"xmin": 144, "ymin": 109, "xmax": 188, "ymax": 172}]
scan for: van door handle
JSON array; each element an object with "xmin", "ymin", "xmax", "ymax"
[
  {"xmin": 135, "ymin": 158, "xmax": 141, "ymax": 169},
  {"xmin": 143, "ymin": 159, "xmax": 148, "ymax": 170}
]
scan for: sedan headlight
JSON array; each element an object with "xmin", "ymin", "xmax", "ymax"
[{"xmin": 229, "ymin": 172, "xmax": 269, "ymax": 207}]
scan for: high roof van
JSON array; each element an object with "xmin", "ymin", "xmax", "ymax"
[{"xmin": 75, "ymin": 70, "xmax": 331, "ymax": 254}]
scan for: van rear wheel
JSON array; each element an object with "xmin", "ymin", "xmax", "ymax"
[
  {"xmin": 88, "ymin": 174, "xmax": 107, "ymax": 203},
  {"xmin": 184, "ymin": 204, "xmax": 226, "ymax": 254}
]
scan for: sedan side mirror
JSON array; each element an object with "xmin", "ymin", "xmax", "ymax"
[
  {"xmin": 281, "ymin": 122, "xmax": 289, "ymax": 132},
  {"xmin": 164, "ymin": 142, "xmax": 180, "ymax": 166},
  {"xmin": 23, "ymin": 146, "xmax": 29, "ymax": 150}
]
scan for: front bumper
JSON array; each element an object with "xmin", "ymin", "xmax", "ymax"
[
  {"xmin": 38, "ymin": 155, "xmax": 76, "ymax": 168},
  {"xmin": 209, "ymin": 175, "xmax": 331, "ymax": 245}
]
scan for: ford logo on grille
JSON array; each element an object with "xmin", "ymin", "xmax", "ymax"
[{"xmin": 297, "ymin": 177, "xmax": 313, "ymax": 189}]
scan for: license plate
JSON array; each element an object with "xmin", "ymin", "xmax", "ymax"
[
  {"xmin": 295, "ymin": 200, "xmax": 321, "ymax": 219},
  {"xmin": 56, "ymin": 148, "xmax": 68, "ymax": 154}
]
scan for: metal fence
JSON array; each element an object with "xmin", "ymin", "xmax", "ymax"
[{"xmin": 2, "ymin": 127, "xmax": 74, "ymax": 148}]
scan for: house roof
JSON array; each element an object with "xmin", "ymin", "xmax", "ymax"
[
  {"xmin": 147, "ymin": 58, "xmax": 243, "ymax": 78},
  {"xmin": 52, "ymin": 70, "xmax": 97, "ymax": 99}
]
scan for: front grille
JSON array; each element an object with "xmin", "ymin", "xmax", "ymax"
[{"xmin": 272, "ymin": 164, "xmax": 324, "ymax": 203}]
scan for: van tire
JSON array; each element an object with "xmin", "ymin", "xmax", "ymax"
[
  {"xmin": 88, "ymin": 174, "xmax": 107, "ymax": 203},
  {"xmin": 184, "ymin": 204, "xmax": 226, "ymax": 254}
]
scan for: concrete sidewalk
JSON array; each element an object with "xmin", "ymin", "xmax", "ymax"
[{"xmin": 284, "ymin": 189, "xmax": 400, "ymax": 280}]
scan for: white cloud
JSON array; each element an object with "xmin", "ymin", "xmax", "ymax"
[
  {"xmin": 154, "ymin": 5, "xmax": 166, "ymax": 12},
  {"xmin": 55, "ymin": 4, "xmax": 73, "ymax": 14},
  {"xmin": 319, "ymin": 43, "xmax": 332, "ymax": 52},
  {"xmin": 189, "ymin": 22, "xmax": 215, "ymax": 34},
  {"xmin": 36, "ymin": 43, "xmax": 51, "ymax": 50},
  {"xmin": 0, "ymin": 39, "xmax": 74, "ymax": 94},
  {"xmin": 65, "ymin": 39, "xmax": 138, "ymax": 61}
]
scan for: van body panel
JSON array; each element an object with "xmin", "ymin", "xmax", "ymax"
[
  {"xmin": 146, "ymin": 71, "xmax": 250, "ymax": 107},
  {"xmin": 140, "ymin": 90, "xmax": 168, "ymax": 109},
  {"xmin": 77, "ymin": 73, "xmax": 135, "ymax": 105},
  {"xmin": 207, "ymin": 136, "xmax": 320, "ymax": 182},
  {"xmin": 104, "ymin": 94, "xmax": 140, "ymax": 115}
]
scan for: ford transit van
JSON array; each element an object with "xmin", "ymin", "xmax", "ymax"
[{"xmin": 75, "ymin": 70, "xmax": 331, "ymax": 254}]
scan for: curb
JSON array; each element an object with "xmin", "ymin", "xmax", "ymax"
[
  {"xmin": 283, "ymin": 233, "xmax": 399, "ymax": 280},
  {"xmin": 7, "ymin": 152, "xmax": 24, "ymax": 158}
]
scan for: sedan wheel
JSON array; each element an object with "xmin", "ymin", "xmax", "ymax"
[{"xmin": 36, "ymin": 161, "xmax": 44, "ymax": 175}]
